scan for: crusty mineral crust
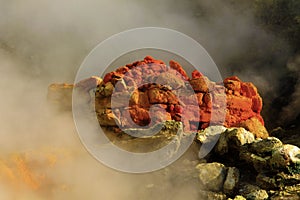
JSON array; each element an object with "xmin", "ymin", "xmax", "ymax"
[
  {"xmin": 94, "ymin": 56, "xmax": 268, "ymax": 138},
  {"xmin": 48, "ymin": 56, "xmax": 268, "ymax": 138}
]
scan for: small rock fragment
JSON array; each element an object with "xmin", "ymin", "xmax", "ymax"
[
  {"xmin": 223, "ymin": 167, "xmax": 240, "ymax": 195},
  {"xmin": 240, "ymin": 184, "xmax": 268, "ymax": 200},
  {"xmin": 198, "ymin": 190, "xmax": 227, "ymax": 200}
]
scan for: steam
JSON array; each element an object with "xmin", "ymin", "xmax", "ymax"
[
  {"xmin": 0, "ymin": 0, "xmax": 297, "ymax": 199},
  {"xmin": 279, "ymin": 54, "xmax": 300, "ymax": 124}
]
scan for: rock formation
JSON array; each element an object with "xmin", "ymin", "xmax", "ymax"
[{"xmin": 66, "ymin": 56, "xmax": 267, "ymax": 138}]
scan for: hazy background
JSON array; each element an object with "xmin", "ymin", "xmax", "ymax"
[{"xmin": 0, "ymin": 0, "xmax": 299, "ymax": 199}]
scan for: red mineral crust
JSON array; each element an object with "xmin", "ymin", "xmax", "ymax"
[{"xmin": 95, "ymin": 56, "xmax": 268, "ymax": 138}]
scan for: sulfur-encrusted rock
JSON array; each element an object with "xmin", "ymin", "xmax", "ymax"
[
  {"xmin": 239, "ymin": 184, "xmax": 268, "ymax": 200},
  {"xmin": 229, "ymin": 195, "xmax": 247, "ymax": 200},
  {"xmin": 198, "ymin": 190, "xmax": 227, "ymax": 200},
  {"xmin": 239, "ymin": 138, "xmax": 300, "ymax": 175},
  {"xmin": 214, "ymin": 127, "xmax": 255, "ymax": 155},
  {"xmin": 196, "ymin": 162, "xmax": 227, "ymax": 192},
  {"xmin": 238, "ymin": 117, "xmax": 269, "ymax": 139},
  {"xmin": 246, "ymin": 189, "xmax": 269, "ymax": 200}
]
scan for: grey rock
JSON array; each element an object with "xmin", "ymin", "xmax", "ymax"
[
  {"xmin": 223, "ymin": 167, "xmax": 240, "ymax": 195},
  {"xmin": 197, "ymin": 126, "xmax": 255, "ymax": 157},
  {"xmin": 270, "ymin": 144, "xmax": 300, "ymax": 173},
  {"xmin": 226, "ymin": 127, "xmax": 256, "ymax": 147}
]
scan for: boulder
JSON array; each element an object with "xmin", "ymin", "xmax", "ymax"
[
  {"xmin": 196, "ymin": 162, "xmax": 227, "ymax": 192},
  {"xmin": 214, "ymin": 127, "xmax": 255, "ymax": 155},
  {"xmin": 48, "ymin": 56, "xmax": 268, "ymax": 138}
]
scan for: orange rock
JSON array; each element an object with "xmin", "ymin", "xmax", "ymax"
[
  {"xmin": 238, "ymin": 117, "xmax": 268, "ymax": 138},
  {"xmin": 148, "ymin": 87, "xmax": 179, "ymax": 105},
  {"xmin": 128, "ymin": 105, "xmax": 151, "ymax": 126},
  {"xmin": 49, "ymin": 56, "xmax": 268, "ymax": 137},
  {"xmin": 191, "ymin": 70, "xmax": 203, "ymax": 79},
  {"xmin": 189, "ymin": 77, "xmax": 210, "ymax": 93},
  {"xmin": 169, "ymin": 60, "xmax": 189, "ymax": 80},
  {"xmin": 97, "ymin": 56, "xmax": 267, "ymax": 136}
]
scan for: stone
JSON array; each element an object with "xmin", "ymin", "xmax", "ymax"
[
  {"xmin": 240, "ymin": 138, "xmax": 300, "ymax": 174},
  {"xmin": 238, "ymin": 117, "xmax": 269, "ymax": 139},
  {"xmin": 224, "ymin": 76, "xmax": 241, "ymax": 92},
  {"xmin": 169, "ymin": 60, "xmax": 189, "ymax": 80},
  {"xmin": 214, "ymin": 127, "xmax": 255, "ymax": 155},
  {"xmin": 247, "ymin": 137, "xmax": 283, "ymax": 157},
  {"xmin": 148, "ymin": 87, "xmax": 179, "ymax": 104},
  {"xmin": 189, "ymin": 77, "xmax": 210, "ymax": 93},
  {"xmin": 197, "ymin": 126, "xmax": 227, "ymax": 157},
  {"xmin": 269, "ymin": 144, "xmax": 300, "ymax": 173},
  {"xmin": 102, "ymin": 82, "xmax": 114, "ymax": 97},
  {"xmin": 105, "ymin": 120, "xmax": 184, "ymax": 153},
  {"xmin": 239, "ymin": 150, "xmax": 269, "ymax": 172},
  {"xmin": 198, "ymin": 190, "xmax": 227, "ymax": 200},
  {"xmin": 197, "ymin": 126, "xmax": 227, "ymax": 144},
  {"xmin": 223, "ymin": 167, "xmax": 240, "ymax": 195},
  {"xmin": 155, "ymin": 72, "xmax": 185, "ymax": 90},
  {"xmin": 75, "ymin": 76, "xmax": 103, "ymax": 92},
  {"xmin": 196, "ymin": 162, "xmax": 227, "ymax": 192},
  {"xmin": 225, "ymin": 127, "xmax": 255, "ymax": 147},
  {"xmin": 246, "ymin": 189, "xmax": 269, "ymax": 200},
  {"xmin": 239, "ymin": 184, "xmax": 268, "ymax": 200},
  {"xmin": 228, "ymin": 196, "xmax": 247, "ymax": 200},
  {"xmin": 256, "ymin": 173, "xmax": 277, "ymax": 190},
  {"xmin": 96, "ymin": 108, "xmax": 117, "ymax": 126}
]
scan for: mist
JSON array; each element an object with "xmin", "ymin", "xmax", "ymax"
[{"xmin": 0, "ymin": 0, "xmax": 298, "ymax": 199}]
